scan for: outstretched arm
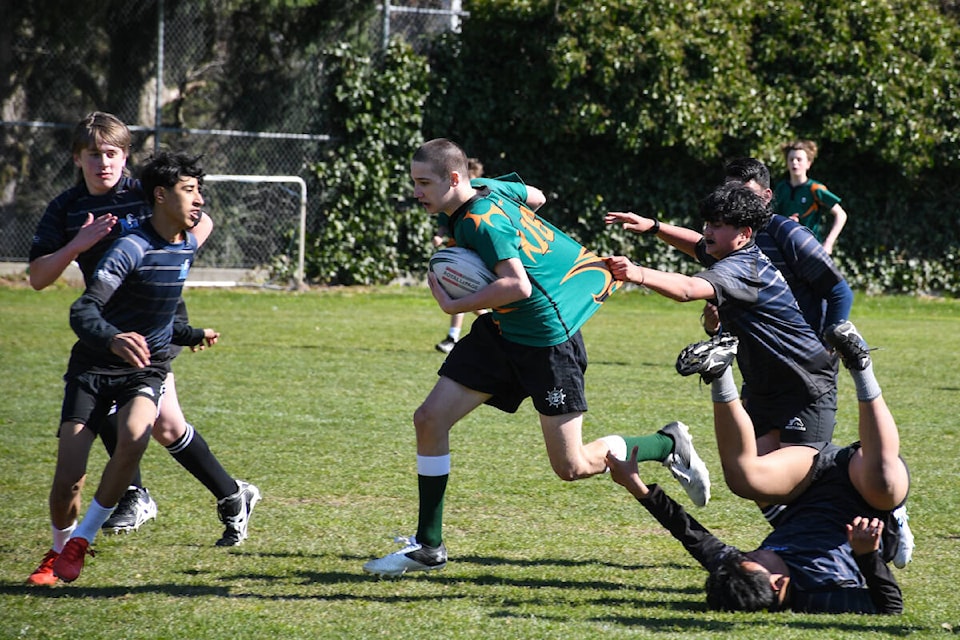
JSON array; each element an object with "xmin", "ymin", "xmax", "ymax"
[
  {"xmin": 607, "ymin": 448, "xmax": 733, "ymax": 570},
  {"xmin": 605, "ymin": 211, "xmax": 703, "ymax": 258},
  {"xmin": 605, "ymin": 257, "xmax": 716, "ymax": 303}
]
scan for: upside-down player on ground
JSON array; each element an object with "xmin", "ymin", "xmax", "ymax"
[
  {"xmin": 607, "ymin": 322, "xmax": 908, "ymax": 613},
  {"xmin": 363, "ymin": 138, "xmax": 713, "ymax": 577}
]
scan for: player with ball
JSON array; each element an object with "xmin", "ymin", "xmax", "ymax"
[{"xmin": 364, "ymin": 138, "xmax": 714, "ymax": 576}]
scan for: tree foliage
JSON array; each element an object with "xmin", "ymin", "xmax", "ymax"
[
  {"xmin": 416, "ymin": 0, "xmax": 960, "ymax": 294},
  {"xmin": 307, "ymin": 42, "xmax": 434, "ymax": 285},
  {"xmin": 4, "ymin": 0, "xmax": 960, "ymax": 293}
]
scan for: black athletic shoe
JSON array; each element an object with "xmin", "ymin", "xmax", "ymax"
[
  {"xmin": 676, "ymin": 333, "xmax": 739, "ymax": 383},
  {"xmin": 824, "ymin": 321, "xmax": 872, "ymax": 370},
  {"xmin": 216, "ymin": 481, "xmax": 261, "ymax": 547},
  {"xmin": 435, "ymin": 337, "xmax": 456, "ymax": 354},
  {"xmin": 102, "ymin": 486, "xmax": 157, "ymax": 534}
]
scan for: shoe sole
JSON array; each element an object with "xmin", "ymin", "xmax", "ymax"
[
  {"xmin": 363, "ymin": 562, "xmax": 446, "ymax": 578},
  {"xmin": 101, "ymin": 512, "xmax": 157, "ymax": 535}
]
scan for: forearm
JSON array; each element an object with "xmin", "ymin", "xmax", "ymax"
[
  {"xmin": 822, "ymin": 205, "xmax": 848, "ymax": 253},
  {"xmin": 29, "ymin": 249, "xmax": 82, "ymax": 290},
  {"xmin": 855, "ymin": 550, "xmax": 903, "ymax": 614},
  {"xmin": 638, "ymin": 269, "xmax": 712, "ymax": 303},
  {"xmin": 69, "ymin": 294, "xmax": 121, "ymax": 351},
  {"xmin": 438, "ymin": 276, "xmax": 531, "ymax": 315},
  {"xmin": 639, "ymin": 484, "xmax": 731, "ymax": 570},
  {"xmin": 824, "ymin": 280, "xmax": 854, "ymax": 330},
  {"xmin": 655, "ymin": 221, "xmax": 705, "ymax": 258},
  {"xmin": 172, "ymin": 320, "xmax": 206, "ymax": 347}
]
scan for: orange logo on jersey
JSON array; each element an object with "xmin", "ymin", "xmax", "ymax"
[
  {"xmin": 463, "ymin": 201, "xmax": 510, "ymax": 232},
  {"xmin": 799, "ymin": 184, "xmax": 827, "ymax": 221},
  {"xmin": 516, "ymin": 205, "xmax": 555, "ymax": 261},
  {"xmin": 467, "ymin": 198, "xmax": 617, "ymax": 306},
  {"xmin": 560, "ymin": 247, "xmax": 619, "ymax": 303}
]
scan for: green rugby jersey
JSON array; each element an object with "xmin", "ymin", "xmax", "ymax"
[
  {"xmin": 772, "ymin": 178, "xmax": 841, "ymax": 243},
  {"xmin": 443, "ymin": 175, "xmax": 618, "ymax": 347}
]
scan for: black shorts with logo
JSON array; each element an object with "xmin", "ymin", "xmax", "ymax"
[{"xmin": 438, "ymin": 313, "xmax": 588, "ymax": 416}]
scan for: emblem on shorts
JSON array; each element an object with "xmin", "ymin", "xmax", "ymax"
[
  {"xmin": 784, "ymin": 417, "xmax": 805, "ymax": 431},
  {"xmin": 545, "ymin": 387, "xmax": 566, "ymax": 408}
]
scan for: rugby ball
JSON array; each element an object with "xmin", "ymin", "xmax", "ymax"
[{"xmin": 429, "ymin": 246, "xmax": 497, "ymax": 299}]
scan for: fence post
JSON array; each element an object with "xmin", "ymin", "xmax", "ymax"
[
  {"xmin": 382, "ymin": 0, "xmax": 391, "ymax": 50},
  {"xmin": 154, "ymin": 0, "xmax": 164, "ymax": 153}
]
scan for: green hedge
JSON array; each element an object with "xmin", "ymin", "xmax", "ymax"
[{"xmin": 307, "ymin": 1, "xmax": 960, "ymax": 295}]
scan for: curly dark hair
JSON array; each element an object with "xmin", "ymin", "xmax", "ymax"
[
  {"xmin": 698, "ymin": 181, "xmax": 772, "ymax": 232},
  {"xmin": 704, "ymin": 550, "xmax": 778, "ymax": 612}
]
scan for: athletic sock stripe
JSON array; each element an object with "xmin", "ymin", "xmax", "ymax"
[{"xmin": 165, "ymin": 422, "xmax": 196, "ymax": 454}]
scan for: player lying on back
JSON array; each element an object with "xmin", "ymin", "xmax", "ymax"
[{"xmin": 607, "ymin": 322, "xmax": 907, "ymax": 613}]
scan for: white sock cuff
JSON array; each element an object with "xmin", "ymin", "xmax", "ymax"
[
  {"xmin": 417, "ymin": 454, "xmax": 451, "ymax": 476},
  {"xmin": 600, "ymin": 435, "xmax": 627, "ymax": 461},
  {"xmin": 51, "ymin": 521, "xmax": 77, "ymax": 553}
]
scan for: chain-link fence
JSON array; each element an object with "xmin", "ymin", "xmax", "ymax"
[{"xmin": 0, "ymin": 0, "xmax": 467, "ymax": 285}]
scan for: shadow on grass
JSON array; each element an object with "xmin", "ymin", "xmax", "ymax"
[
  {"xmin": 590, "ymin": 613, "xmax": 918, "ymax": 635},
  {"xmin": 0, "ymin": 583, "xmax": 230, "ymax": 598},
  {"xmin": 1, "ymin": 570, "xmax": 925, "ymax": 636}
]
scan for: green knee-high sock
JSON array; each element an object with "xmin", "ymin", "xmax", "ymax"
[
  {"xmin": 621, "ymin": 434, "xmax": 674, "ymax": 462},
  {"xmin": 416, "ymin": 474, "xmax": 448, "ymax": 548}
]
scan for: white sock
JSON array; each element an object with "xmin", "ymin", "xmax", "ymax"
[
  {"xmin": 52, "ymin": 521, "xmax": 77, "ymax": 553},
  {"xmin": 710, "ymin": 367, "xmax": 740, "ymax": 403},
  {"xmin": 600, "ymin": 435, "xmax": 627, "ymax": 460},
  {"xmin": 448, "ymin": 327, "xmax": 461, "ymax": 341},
  {"xmin": 417, "ymin": 454, "xmax": 451, "ymax": 476},
  {"xmin": 72, "ymin": 498, "xmax": 115, "ymax": 544},
  {"xmin": 851, "ymin": 362, "xmax": 882, "ymax": 401}
]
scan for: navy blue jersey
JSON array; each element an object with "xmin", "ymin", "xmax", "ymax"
[
  {"xmin": 640, "ymin": 466, "xmax": 901, "ymax": 614},
  {"xmin": 760, "ymin": 443, "xmax": 896, "ymax": 612},
  {"xmin": 30, "ymin": 176, "xmax": 150, "ymax": 284},
  {"xmin": 756, "ymin": 215, "xmax": 847, "ymax": 337},
  {"xmin": 69, "ymin": 221, "xmax": 196, "ymax": 374},
  {"xmin": 694, "ymin": 242, "xmax": 835, "ymax": 403}
]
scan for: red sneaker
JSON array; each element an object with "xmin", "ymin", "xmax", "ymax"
[
  {"xmin": 26, "ymin": 550, "xmax": 60, "ymax": 586},
  {"xmin": 52, "ymin": 538, "xmax": 94, "ymax": 583}
]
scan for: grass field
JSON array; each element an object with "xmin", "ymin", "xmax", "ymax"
[{"xmin": 1, "ymin": 283, "xmax": 959, "ymax": 639}]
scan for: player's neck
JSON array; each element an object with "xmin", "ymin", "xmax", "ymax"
[
  {"xmin": 149, "ymin": 211, "xmax": 187, "ymax": 243},
  {"xmin": 444, "ymin": 185, "xmax": 478, "ymax": 215},
  {"xmin": 789, "ymin": 173, "xmax": 808, "ymax": 187}
]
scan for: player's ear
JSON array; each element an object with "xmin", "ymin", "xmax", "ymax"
[
  {"xmin": 450, "ymin": 170, "xmax": 463, "ymax": 187},
  {"xmin": 153, "ymin": 186, "xmax": 165, "ymax": 203}
]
